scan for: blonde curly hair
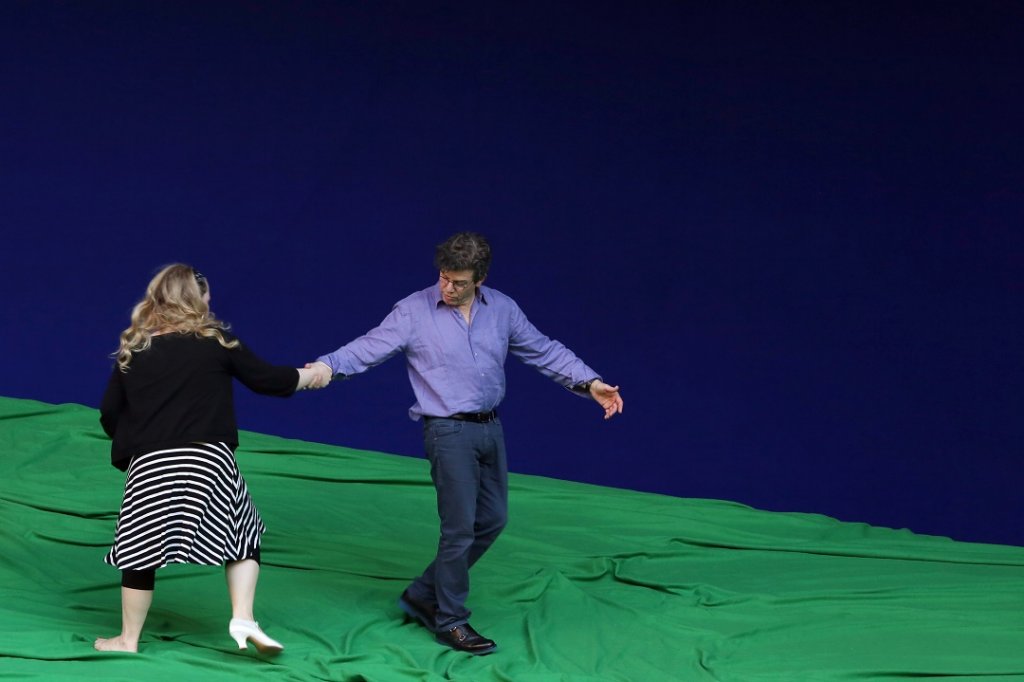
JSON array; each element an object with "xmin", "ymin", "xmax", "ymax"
[{"xmin": 114, "ymin": 263, "xmax": 238, "ymax": 371}]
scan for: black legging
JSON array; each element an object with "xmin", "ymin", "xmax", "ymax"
[{"xmin": 120, "ymin": 547, "xmax": 262, "ymax": 590}]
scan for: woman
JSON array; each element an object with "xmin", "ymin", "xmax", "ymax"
[{"xmin": 95, "ymin": 264, "xmax": 324, "ymax": 654}]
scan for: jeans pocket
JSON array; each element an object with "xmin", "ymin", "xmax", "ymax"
[{"xmin": 428, "ymin": 419, "xmax": 464, "ymax": 441}]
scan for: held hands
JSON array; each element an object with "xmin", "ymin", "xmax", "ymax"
[
  {"xmin": 298, "ymin": 361, "xmax": 333, "ymax": 390},
  {"xmin": 589, "ymin": 380, "xmax": 624, "ymax": 419}
]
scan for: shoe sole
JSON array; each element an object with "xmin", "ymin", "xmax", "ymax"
[{"xmin": 434, "ymin": 637, "xmax": 497, "ymax": 656}]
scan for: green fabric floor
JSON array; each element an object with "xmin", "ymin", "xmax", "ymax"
[{"xmin": 1, "ymin": 396, "xmax": 1022, "ymax": 681}]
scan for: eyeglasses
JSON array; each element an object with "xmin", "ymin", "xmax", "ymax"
[{"xmin": 439, "ymin": 272, "xmax": 474, "ymax": 291}]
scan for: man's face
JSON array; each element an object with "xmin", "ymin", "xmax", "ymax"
[{"xmin": 438, "ymin": 269, "xmax": 479, "ymax": 307}]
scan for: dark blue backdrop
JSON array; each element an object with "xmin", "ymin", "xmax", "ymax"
[{"xmin": 2, "ymin": 1, "xmax": 1020, "ymax": 546}]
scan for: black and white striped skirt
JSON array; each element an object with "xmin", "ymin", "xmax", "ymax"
[{"xmin": 104, "ymin": 442, "xmax": 265, "ymax": 570}]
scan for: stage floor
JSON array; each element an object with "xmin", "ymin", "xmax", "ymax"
[{"xmin": 1, "ymin": 396, "xmax": 1022, "ymax": 681}]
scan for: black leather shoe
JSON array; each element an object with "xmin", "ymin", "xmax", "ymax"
[
  {"xmin": 398, "ymin": 590, "xmax": 437, "ymax": 630},
  {"xmin": 435, "ymin": 623, "xmax": 497, "ymax": 655}
]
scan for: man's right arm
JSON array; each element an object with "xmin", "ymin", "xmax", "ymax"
[{"xmin": 309, "ymin": 305, "xmax": 411, "ymax": 385}]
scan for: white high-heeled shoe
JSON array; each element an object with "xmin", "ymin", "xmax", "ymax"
[{"xmin": 229, "ymin": 618, "xmax": 284, "ymax": 654}]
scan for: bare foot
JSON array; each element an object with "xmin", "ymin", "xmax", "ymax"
[{"xmin": 94, "ymin": 636, "xmax": 138, "ymax": 653}]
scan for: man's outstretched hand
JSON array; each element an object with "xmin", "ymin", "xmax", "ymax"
[
  {"xmin": 590, "ymin": 380, "xmax": 623, "ymax": 419},
  {"xmin": 304, "ymin": 361, "xmax": 334, "ymax": 389}
]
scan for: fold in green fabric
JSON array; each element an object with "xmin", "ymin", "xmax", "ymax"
[{"xmin": 1, "ymin": 396, "xmax": 1022, "ymax": 681}]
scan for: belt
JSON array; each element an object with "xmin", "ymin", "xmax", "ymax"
[{"xmin": 430, "ymin": 410, "xmax": 498, "ymax": 423}]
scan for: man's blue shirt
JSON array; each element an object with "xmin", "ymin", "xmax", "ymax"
[{"xmin": 317, "ymin": 284, "xmax": 598, "ymax": 420}]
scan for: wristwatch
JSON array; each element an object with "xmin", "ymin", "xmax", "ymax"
[{"xmin": 574, "ymin": 379, "xmax": 597, "ymax": 393}]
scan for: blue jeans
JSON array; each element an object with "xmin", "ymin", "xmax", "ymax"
[{"xmin": 407, "ymin": 417, "xmax": 508, "ymax": 630}]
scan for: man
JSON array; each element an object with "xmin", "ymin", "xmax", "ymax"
[{"xmin": 308, "ymin": 232, "xmax": 623, "ymax": 655}]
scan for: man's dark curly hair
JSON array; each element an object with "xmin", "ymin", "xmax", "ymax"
[{"xmin": 433, "ymin": 232, "xmax": 492, "ymax": 283}]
